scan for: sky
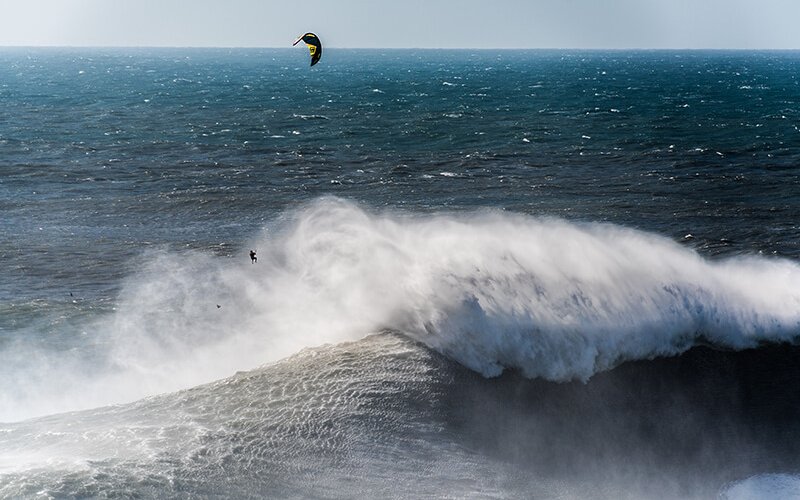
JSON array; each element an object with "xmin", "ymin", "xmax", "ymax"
[{"xmin": 0, "ymin": 0, "xmax": 799, "ymax": 49}]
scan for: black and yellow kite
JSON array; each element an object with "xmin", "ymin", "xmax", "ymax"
[{"xmin": 293, "ymin": 33, "xmax": 323, "ymax": 67}]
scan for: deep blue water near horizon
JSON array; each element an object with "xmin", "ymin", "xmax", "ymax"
[
  {"xmin": 2, "ymin": 48, "xmax": 800, "ymax": 498},
  {"xmin": 4, "ymin": 48, "xmax": 800, "ymax": 300}
]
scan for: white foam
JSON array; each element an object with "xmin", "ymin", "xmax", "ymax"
[
  {"xmin": 721, "ymin": 474, "xmax": 800, "ymax": 499},
  {"xmin": 3, "ymin": 197, "xmax": 800, "ymax": 421},
  {"xmin": 267, "ymin": 198, "xmax": 800, "ymax": 381}
]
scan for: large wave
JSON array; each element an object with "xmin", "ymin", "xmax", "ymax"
[
  {"xmin": 278, "ymin": 198, "xmax": 800, "ymax": 380},
  {"xmin": 3, "ymin": 197, "xmax": 800, "ymax": 421}
]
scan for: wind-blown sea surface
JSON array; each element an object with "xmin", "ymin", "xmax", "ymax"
[{"xmin": 2, "ymin": 48, "xmax": 800, "ymax": 498}]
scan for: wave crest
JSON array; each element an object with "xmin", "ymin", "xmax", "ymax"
[
  {"xmin": 280, "ymin": 198, "xmax": 800, "ymax": 380},
  {"xmin": 4, "ymin": 197, "xmax": 800, "ymax": 421}
]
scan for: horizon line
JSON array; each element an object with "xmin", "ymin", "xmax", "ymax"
[{"xmin": 2, "ymin": 45, "xmax": 800, "ymax": 51}]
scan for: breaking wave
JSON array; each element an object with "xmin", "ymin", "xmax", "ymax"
[
  {"xmin": 3, "ymin": 197, "xmax": 800, "ymax": 421},
  {"xmin": 273, "ymin": 198, "xmax": 800, "ymax": 379}
]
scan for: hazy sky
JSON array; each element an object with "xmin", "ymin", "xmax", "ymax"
[{"xmin": 1, "ymin": 0, "xmax": 798, "ymax": 49}]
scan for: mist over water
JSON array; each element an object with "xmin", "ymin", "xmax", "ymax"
[{"xmin": 3, "ymin": 198, "xmax": 800, "ymax": 423}]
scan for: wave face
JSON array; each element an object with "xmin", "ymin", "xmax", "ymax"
[
  {"xmin": 3, "ymin": 333, "xmax": 800, "ymax": 499},
  {"xmin": 0, "ymin": 335, "xmax": 509, "ymax": 499},
  {"xmin": 3, "ymin": 197, "xmax": 800, "ymax": 422}
]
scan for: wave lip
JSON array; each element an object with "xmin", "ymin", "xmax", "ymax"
[{"xmin": 281, "ymin": 199, "xmax": 800, "ymax": 381}]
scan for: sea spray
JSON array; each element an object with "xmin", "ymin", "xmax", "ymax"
[
  {"xmin": 104, "ymin": 197, "xmax": 800, "ymax": 383},
  {"xmin": 3, "ymin": 197, "xmax": 800, "ymax": 422},
  {"xmin": 277, "ymin": 198, "xmax": 800, "ymax": 379}
]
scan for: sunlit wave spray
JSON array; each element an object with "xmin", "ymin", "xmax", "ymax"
[{"xmin": 2, "ymin": 197, "xmax": 800, "ymax": 421}]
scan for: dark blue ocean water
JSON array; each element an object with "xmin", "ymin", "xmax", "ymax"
[
  {"xmin": 3, "ymin": 49, "xmax": 800, "ymax": 302},
  {"xmin": 2, "ymin": 48, "xmax": 800, "ymax": 498}
]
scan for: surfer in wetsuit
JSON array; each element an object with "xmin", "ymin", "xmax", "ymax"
[{"xmin": 249, "ymin": 250, "xmax": 257, "ymax": 263}]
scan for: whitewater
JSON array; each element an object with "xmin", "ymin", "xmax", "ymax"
[{"xmin": 3, "ymin": 198, "xmax": 800, "ymax": 424}]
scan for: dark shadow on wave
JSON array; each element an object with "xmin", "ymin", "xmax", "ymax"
[{"xmin": 446, "ymin": 341, "xmax": 800, "ymax": 497}]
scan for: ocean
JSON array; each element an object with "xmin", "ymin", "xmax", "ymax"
[{"xmin": 2, "ymin": 47, "xmax": 800, "ymax": 498}]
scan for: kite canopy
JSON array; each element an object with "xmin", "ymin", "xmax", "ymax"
[{"xmin": 293, "ymin": 33, "xmax": 322, "ymax": 67}]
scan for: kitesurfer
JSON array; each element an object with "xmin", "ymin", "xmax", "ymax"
[{"xmin": 250, "ymin": 250, "xmax": 257, "ymax": 263}]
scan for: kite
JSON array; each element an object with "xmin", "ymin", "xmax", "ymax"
[{"xmin": 293, "ymin": 33, "xmax": 323, "ymax": 67}]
